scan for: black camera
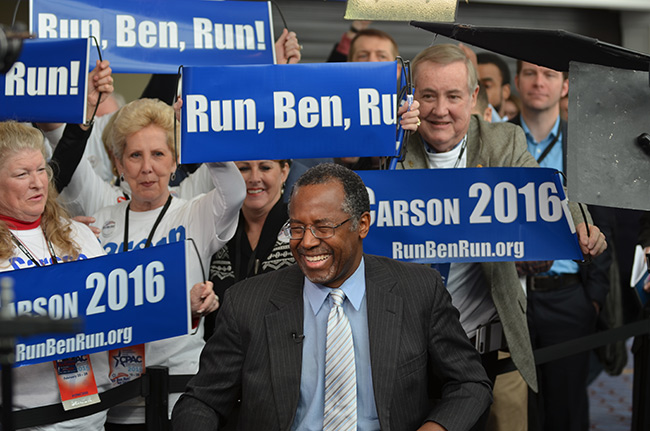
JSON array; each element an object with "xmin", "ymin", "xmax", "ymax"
[{"xmin": 0, "ymin": 23, "xmax": 26, "ymax": 74}]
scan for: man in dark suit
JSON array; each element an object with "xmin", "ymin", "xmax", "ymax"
[{"xmin": 172, "ymin": 163, "xmax": 492, "ymax": 431}]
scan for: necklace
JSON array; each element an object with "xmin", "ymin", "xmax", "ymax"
[
  {"xmin": 122, "ymin": 195, "xmax": 173, "ymax": 252},
  {"xmin": 453, "ymin": 135, "xmax": 469, "ymax": 168},
  {"xmin": 9, "ymin": 228, "xmax": 58, "ymax": 266}
]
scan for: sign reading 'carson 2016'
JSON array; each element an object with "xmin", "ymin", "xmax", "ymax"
[{"xmin": 359, "ymin": 168, "xmax": 583, "ymax": 264}]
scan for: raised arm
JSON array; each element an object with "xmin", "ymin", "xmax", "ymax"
[
  {"xmin": 49, "ymin": 123, "xmax": 93, "ymax": 193},
  {"xmin": 186, "ymin": 162, "xmax": 246, "ymax": 275},
  {"xmin": 48, "ymin": 60, "xmax": 115, "ymax": 203}
]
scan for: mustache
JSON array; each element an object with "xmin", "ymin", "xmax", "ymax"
[{"xmin": 295, "ymin": 245, "xmax": 331, "ymax": 255}]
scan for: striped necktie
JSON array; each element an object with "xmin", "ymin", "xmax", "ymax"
[{"xmin": 323, "ymin": 288, "xmax": 357, "ymax": 431}]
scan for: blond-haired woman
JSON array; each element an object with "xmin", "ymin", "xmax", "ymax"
[
  {"xmin": 88, "ymin": 98, "xmax": 244, "ymax": 430},
  {"xmin": 0, "ymin": 121, "xmax": 110, "ymax": 430}
]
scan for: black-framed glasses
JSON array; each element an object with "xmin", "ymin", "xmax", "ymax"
[{"xmin": 282, "ymin": 218, "xmax": 351, "ymax": 240}]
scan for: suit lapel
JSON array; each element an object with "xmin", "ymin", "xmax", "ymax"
[
  {"xmin": 467, "ymin": 115, "xmax": 487, "ymax": 167},
  {"xmin": 265, "ymin": 266, "xmax": 305, "ymax": 430},
  {"xmin": 365, "ymin": 256, "xmax": 402, "ymax": 430},
  {"xmin": 400, "ymin": 133, "xmax": 429, "ymax": 170}
]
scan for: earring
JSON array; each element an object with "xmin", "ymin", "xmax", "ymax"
[
  {"xmin": 120, "ymin": 173, "xmax": 125, "ymax": 182},
  {"xmin": 170, "ymin": 172, "xmax": 176, "ymax": 182}
]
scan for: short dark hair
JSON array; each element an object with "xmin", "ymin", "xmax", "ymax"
[
  {"xmin": 477, "ymin": 52, "xmax": 511, "ymax": 86},
  {"xmin": 348, "ymin": 29, "xmax": 399, "ymax": 61},
  {"xmin": 289, "ymin": 163, "xmax": 369, "ymax": 229}
]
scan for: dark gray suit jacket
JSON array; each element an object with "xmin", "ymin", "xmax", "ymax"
[{"xmin": 172, "ymin": 254, "xmax": 492, "ymax": 431}]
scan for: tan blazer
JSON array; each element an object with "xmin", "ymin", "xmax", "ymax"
[{"xmin": 398, "ymin": 115, "xmax": 590, "ymax": 393}]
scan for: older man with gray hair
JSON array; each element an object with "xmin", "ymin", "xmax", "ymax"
[{"xmin": 398, "ymin": 43, "xmax": 607, "ymax": 430}]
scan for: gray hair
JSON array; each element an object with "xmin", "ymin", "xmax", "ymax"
[{"xmin": 412, "ymin": 44, "xmax": 479, "ymax": 95}]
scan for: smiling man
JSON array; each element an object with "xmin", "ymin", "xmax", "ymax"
[
  {"xmin": 399, "ymin": 47, "xmax": 541, "ymax": 431},
  {"xmin": 172, "ymin": 163, "xmax": 492, "ymax": 431},
  {"xmin": 398, "ymin": 44, "xmax": 607, "ymax": 430}
]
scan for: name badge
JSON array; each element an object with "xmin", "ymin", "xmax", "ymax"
[{"xmin": 53, "ymin": 355, "xmax": 101, "ymax": 410}]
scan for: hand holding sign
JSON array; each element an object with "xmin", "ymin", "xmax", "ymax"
[
  {"xmin": 275, "ymin": 28, "xmax": 301, "ymax": 64},
  {"xmin": 190, "ymin": 281, "xmax": 219, "ymax": 317},
  {"xmin": 398, "ymin": 99, "xmax": 420, "ymax": 132},
  {"xmin": 85, "ymin": 59, "xmax": 113, "ymax": 127},
  {"xmin": 576, "ymin": 222, "xmax": 607, "ymax": 259}
]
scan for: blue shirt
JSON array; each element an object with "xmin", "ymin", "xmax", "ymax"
[
  {"xmin": 520, "ymin": 116, "xmax": 578, "ymax": 275},
  {"xmin": 490, "ymin": 104, "xmax": 509, "ymax": 123},
  {"xmin": 291, "ymin": 258, "xmax": 380, "ymax": 430}
]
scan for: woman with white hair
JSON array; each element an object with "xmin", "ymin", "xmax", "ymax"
[{"xmin": 90, "ymin": 98, "xmax": 245, "ymax": 430}]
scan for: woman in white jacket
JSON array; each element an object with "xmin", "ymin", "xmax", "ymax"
[{"xmin": 89, "ymin": 98, "xmax": 245, "ymax": 430}]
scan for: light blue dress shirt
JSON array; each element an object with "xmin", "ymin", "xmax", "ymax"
[
  {"xmin": 520, "ymin": 116, "xmax": 578, "ymax": 275},
  {"xmin": 291, "ymin": 258, "xmax": 380, "ymax": 431},
  {"xmin": 490, "ymin": 104, "xmax": 509, "ymax": 123}
]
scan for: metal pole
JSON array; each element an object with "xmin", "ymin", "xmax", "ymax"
[{"xmin": 145, "ymin": 366, "xmax": 170, "ymax": 431}]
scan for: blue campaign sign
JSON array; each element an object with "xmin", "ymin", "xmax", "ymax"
[
  {"xmin": 31, "ymin": 0, "xmax": 275, "ymax": 73},
  {"xmin": 180, "ymin": 62, "xmax": 397, "ymax": 163},
  {"xmin": 2, "ymin": 241, "xmax": 196, "ymax": 367},
  {"xmin": 0, "ymin": 38, "xmax": 88, "ymax": 123},
  {"xmin": 359, "ymin": 167, "xmax": 584, "ymax": 263}
]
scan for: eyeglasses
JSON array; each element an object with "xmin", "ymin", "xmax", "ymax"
[{"xmin": 282, "ymin": 218, "xmax": 351, "ymax": 240}]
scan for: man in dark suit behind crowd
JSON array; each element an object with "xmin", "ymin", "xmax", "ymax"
[{"xmin": 172, "ymin": 163, "xmax": 492, "ymax": 431}]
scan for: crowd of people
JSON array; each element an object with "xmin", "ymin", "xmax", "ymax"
[{"xmin": 0, "ymin": 16, "xmax": 638, "ymax": 431}]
